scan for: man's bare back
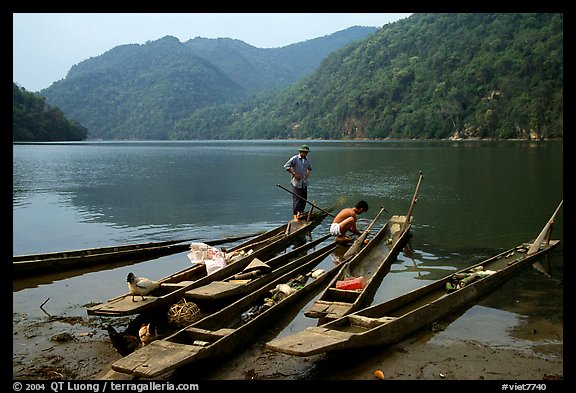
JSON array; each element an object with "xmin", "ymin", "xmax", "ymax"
[
  {"xmin": 330, "ymin": 201, "xmax": 369, "ymax": 240},
  {"xmin": 333, "ymin": 207, "xmax": 357, "ymax": 224}
]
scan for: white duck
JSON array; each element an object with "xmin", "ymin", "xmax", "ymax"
[{"xmin": 127, "ymin": 272, "xmax": 161, "ymax": 302}]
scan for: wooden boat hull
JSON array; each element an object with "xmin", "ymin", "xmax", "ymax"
[
  {"xmin": 110, "ymin": 241, "xmax": 341, "ymax": 378},
  {"xmin": 266, "ymin": 238, "xmax": 560, "ymax": 357},
  {"xmin": 305, "ymin": 215, "xmax": 410, "ymax": 323},
  {"xmin": 305, "ymin": 173, "xmax": 422, "ymax": 323},
  {"xmin": 13, "ymin": 233, "xmax": 260, "ymax": 277},
  {"xmin": 87, "ymin": 211, "xmax": 328, "ymax": 316},
  {"xmin": 184, "ymin": 234, "xmax": 331, "ymax": 301}
]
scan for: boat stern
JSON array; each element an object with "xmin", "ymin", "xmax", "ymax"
[
  {"xmin": 265, "ymin": 326, "xmax": 354, "ymax": 357},
  {"xmin": 111, "ymin": 340, "xmax": 203, "ymax": 378}
]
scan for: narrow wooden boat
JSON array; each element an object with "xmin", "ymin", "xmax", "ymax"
[
  {"xmin": 184, "ymin": 234, "xmax": 332, "ymax": 301},
  {"xmin": 305, "ymin": 215, "xmax": 410, "ymax": 323},
  {"xmin": 265, "ymin": 200, "xmax": 562, "ymax": 357},
  {"xmin": 109, "ymin": 241, "xmax": 341, "ymax": 378},
  {"xmin": 305, "ymin": 172, "xmax": 422, "ymax": 323},
  {"xmin": 13, "ymin": 233, "xmax": 262, "ymax": 277},
  {"xmin": 87, "ymin": 209, "xmax": 329, "ymax": 316}
]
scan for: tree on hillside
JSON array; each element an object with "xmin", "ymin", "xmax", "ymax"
[{"xmin": 13, "ymin": 83, "xmax": 89, "ymax": 142}]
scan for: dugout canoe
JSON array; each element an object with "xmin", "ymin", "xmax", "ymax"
[
  {"xmin": 87, "ymin": 209, "xmax": 329, "ymax": 316},
  {"xmin": 12, "ymin": 233, "xmax": 262, "ymax": 277},
  {"xmin": 265, "ymin": 200, "xmax": 562, "ymax": 357},
  {"xmin": 110, "ymin": 240, "xmax": 341, "ymax": 378},
  {"xmin": 305, "ymin": 172, "xmax": 422, "ymax": 323},
  {"xmin": 184, "ymin": 234, "xmax": 332, "ymax": 301},
  {"xmin": 304, "ymin": 214, "xmax": 411, "ymax": 324}
]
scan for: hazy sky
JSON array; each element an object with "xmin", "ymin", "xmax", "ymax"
[{"xmin": 13, "ymin": 13, "xmax": 412, "ymax": 92}]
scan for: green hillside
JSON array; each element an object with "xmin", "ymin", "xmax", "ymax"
[
  {"xmin": 13, "ymin": 83, "xmax": 88, "ymax": 141},
  {"xmin": 175, "ymin": 13, "xmax": 563, "ymax": 140},
  {"xmin": 39, "ymin": 27, "xmax": 377, "ymax": 140}
]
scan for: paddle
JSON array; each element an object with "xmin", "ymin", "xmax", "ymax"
[
  {"xmin": 343, "ymin": 205, "xmax": 387, "ymax": 259},
  {"xmin": 275, "ymin": 183, "xmax": 336, "ymax": 218}
]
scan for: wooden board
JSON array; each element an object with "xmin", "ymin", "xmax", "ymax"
[
  {"xmin": 112, "ymin": 340, "xmax": 203, "ymax": 377},
  {"xmin": 183, "ymin": 281, "xmax": 245, "ymax": 300}
]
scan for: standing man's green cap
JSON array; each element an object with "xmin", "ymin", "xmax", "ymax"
[{"xmin": 298, "ymin": 144, "xmax": 310, "ymax": 152}]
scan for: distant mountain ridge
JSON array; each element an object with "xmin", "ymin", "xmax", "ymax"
[
  {"xmin": 37, "ymin": 14, "xmax": 562, "ymax": 141},
  {"xmin": 184, "ymin": 26, "xmax": 378, "ymax": 94},
  {"xmin": 176, "ymin": 13, "xmax": 563, "ymax": 140},
  {"xmin": 40, "ymin": 26, "xmax": 378, "ymax": 140}
]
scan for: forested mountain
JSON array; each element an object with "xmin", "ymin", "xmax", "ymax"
[
  {"xmin": 13, "ymin": 83, "xmax": 88, "ymax": 141},
  {"xmin": 37, "ymin": 14, "xmax": 562, "ymax": 141},
  {"xmin": 184, "ymin": 26, "xmax": 379, "ymax": 95},
  {"xmin": 175, "ymin": 13, "xmax": 563, "ymax": 140},
  {"xmin": 39, "ymin": 26, "xmax": 377, "ymax": 140}
]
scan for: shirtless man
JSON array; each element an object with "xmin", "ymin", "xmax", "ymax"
[{"xmin": 329, "ymin": 200, "xmax": 369, "ymax": 243}]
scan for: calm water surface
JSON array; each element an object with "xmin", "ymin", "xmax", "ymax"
[{"xmin": 13, "ymin": 140, "xmax": 563, "ymax": 359}]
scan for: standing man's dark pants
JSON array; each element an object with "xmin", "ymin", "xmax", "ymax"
[{"xmin": 292, "ymin": 186, "xmax": 307, "ymax": 216}]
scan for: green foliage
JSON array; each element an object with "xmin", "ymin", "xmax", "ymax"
[
  {"xmin": 40, "ymin": 28, "xmax": 377, "ymax": 140},
  {"xmin": 35, "ymin": 15, "xmax": 562, "ymax": 140},
  {"xmin": 13, "ymin": 83, "xmax": 88, "ymax": 141},
  {"xmin": 175, "ymin": 13, "xmax": 563, "ymax": 140}
]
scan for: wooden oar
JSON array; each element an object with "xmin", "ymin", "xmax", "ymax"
[
  {"xmin": 343, "ymin": 205, "xmax": 387, "ymax": 259},
  {"xmin": 275, "ymin": 184, "xmax": 335, "ymax": 218},
  {"xmin": 527, "ymin": 199, "xmax": 563, "ymax": 255}
]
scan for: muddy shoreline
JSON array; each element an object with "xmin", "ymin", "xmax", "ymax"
[{"xmin": 13, "ymin": 312, "xmax": 563, "ymax": 382}]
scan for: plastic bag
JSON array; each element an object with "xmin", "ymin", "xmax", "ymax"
[
  {"xmin": 187, "ymin": 242, "xmax": 227, "ymax": 275},
  {"xmin": 205, "ymin": 256, "xmax": 227, "ymax": 275}
]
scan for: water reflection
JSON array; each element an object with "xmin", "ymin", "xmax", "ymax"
[
  {"xmin": 433, "ymin": 305, "xmax": 563, "ymax": 356},
  {"xmin": 13, "ymin": 140, "xmax": 563, "ymax": 360},
  {"xmin": 13, "ymin": 141, "xmax": 563, "ymax": 251}
]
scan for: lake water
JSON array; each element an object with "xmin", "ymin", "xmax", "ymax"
[{"xmin": 13, "ymin": 140, "xmax": 563, "ymax": 360}]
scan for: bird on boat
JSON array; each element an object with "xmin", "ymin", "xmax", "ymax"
[
  {"xmin": 138, "ymin": 322, "xmax": 158, "ymax": 346},
  {"xmin": 127, "ymin": 272, "xmax": 161, "ymax": 302},
  {"xmin": 107, "ymin": 324, "xmax": 141, "ymax": 356}
]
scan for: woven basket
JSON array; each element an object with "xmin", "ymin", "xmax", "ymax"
[{"xmin": 167, "ymin": 298, "xmax": 202, "ymax": 328}]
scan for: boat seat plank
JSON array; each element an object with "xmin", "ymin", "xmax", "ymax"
[
  {"xmin": 304, "ymin": 300, "xmax": 333, "ymax": 318},
  {"xmin": 184, "ymin": 281, "xmax": 245, "ymax": 300},
  {"xmin": 327, "ymin": 288, "xmax": 361, "ymax": 302},
  {"xmin": 305, "ymin": 301, "xmax": 352, "ymax": 319},
  {"xmin": 266, "ymin": 329, "xmax": 353, "ymax": 356},
  {"xmin": 184, "ymin": 326, "xmax": 235, "ymax": 339},
  {"xmin": 323, "ymin": 303, "xmax": 354, "ymax": 320}
]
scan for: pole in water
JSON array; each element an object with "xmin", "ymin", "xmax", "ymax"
[{"xmin": 275, "ymin": 184, "xmax": 335, "ymax": 218}]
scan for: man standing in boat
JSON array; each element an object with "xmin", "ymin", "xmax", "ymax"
[
  {"xmin": 330, "ymin": 201, "xmax": 369, "ymax": 243},
  {"xmin": 284, "ymin": 145, "xmax": 312, "ymax": 221}
]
